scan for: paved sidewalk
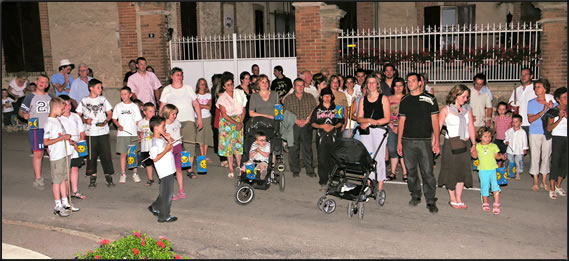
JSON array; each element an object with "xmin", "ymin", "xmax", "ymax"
[{"xmin": 2, "ymin": 243, "xmax": 51, "ymax": 259}]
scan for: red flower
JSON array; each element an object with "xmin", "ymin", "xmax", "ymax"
[
  {"xmin": 99, "ymin": 239, "xmax": 110, "ymax": 246},
  {"xmin": 133, "ymin": 231, "xmax": 142, "ymax": 238},
  {"xmin": 159, "ymin": 236, "xmax": 168, "ymax": 242},
  {"xmin": 89, "ymin": 250, "xmax": 93, "ymax": 253},
  {"xmin": 95, "ymin": 256, "xmax": 100, "ymax": 259},
  {"xmin": 141, "ymin": 239, "xmax": 145, "ymax": 246},
  {"xmin": 175, "ymin": 255, "xmax": 181, "ymax": 259},
  {"xmin": 157, "ymin": 241, "xmax": 166, "ymax": 249},
  {"xmin": 133, "ymin": 248, "xmax": 139, "ymax": 256}
]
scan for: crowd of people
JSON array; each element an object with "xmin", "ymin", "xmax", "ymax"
[{"xmin": 3, "ymin": 57, "xmax": 566, "ymax": 221}]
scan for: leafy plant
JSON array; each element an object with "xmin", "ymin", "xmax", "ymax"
[{"xmin": 76, "ymin": 231, "xmax": 186, "ymax": 259}]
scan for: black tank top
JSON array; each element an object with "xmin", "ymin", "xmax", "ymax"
[{"xmin": 363, "ymin": 94, "xmax": 384, "ymax": 120}]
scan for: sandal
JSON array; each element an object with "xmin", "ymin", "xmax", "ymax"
[
  {"xmin": 71, "ymin": 191, "xmax": 86, "ymax": 200},
  {"xmin": 532, "ymin": 185, "xmax": 539, "ymax": 192},
  {"xmin": 549, "ymin": 191, "xmax": 557, "ymax": 200},
  {"xmin": 402, "ymin": 174, "xmax": 408, "ymax": 182},
  {"xmin": 187, "ymin": 171, "xmax": 197, "ymax": 179},
  {"xmin": 177, "ymin": 190, "xmax": 186, "ymax": 199},
  {"xmin": 482, "ymin": 203, "xmax": 491, "ymax": 212},
  {"xmin": 457, "ymin": 202, "xmax": 468, "ymax": 209},
  {"xmin": 448, "ymin": 201, "xmax": 461, "ymax": 209},
  {"xmin": 387, "ymin": 173, "xmax": 396, "ymax": 181},
  {"xmin": 543, "ymin": 184, "xmax": 550, "ymax": 191},
  {"xmin": 492, "ymin": 203, "xmax": 501, "ymax": 215},
  {"xmin": 145, "ymin": 179, "xmax": 154, "ymax": 187},
  {"xmin": 228, "ymin": 172, "xmax": 234, "ymax": 179}
]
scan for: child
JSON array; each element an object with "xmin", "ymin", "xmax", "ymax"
[
  {"xmin": 147, "ymin": 115, "xmax": 178, "ymax": 223},
  {"xmin": 241, "ymin": 132, "xmax": 271, "ymax": 179},
  {"xmin": 492, "ymin": 102, "xmax": 512, "ymax": 167},
  {"xmin": 472, "ymin": 127, "xmax": 505, "ymax": 215},
  {"xmin": 162, "ymin": 104, "xmax": 185, "ymax": 200},
  {"xmin": 2, "ymin": 89, "xmax": 15, "ymax": 129},
  {"xmin": 133, "ymin": 99, "xmax": 144, "ymax": 116},
  {"xmin": 138, "ymin": 102, "xmax": 156, "ymax": 186},
  {"xmin": 76, "ymin": 79, "xmax": 115, "ymax": 188},
  {"xmin": 195, "ymin": 78, "xmax": 213, "ymax": 161},
  {"xmin": 19, "ymin": 74, "xmax": 54, "ymax": 190},
  {"xmin": 112, "ymin": 87, "xmax": 143, "ymax": 184},
  {"xmin": 504, "ymin": 115, "xmax": 528, "ymax": 180},
  {"xmin": 58, "ymin": 95, "xmax": 87, "ymax": 199},
  {"xmin": 43, "ymin": 97, "xmax": 80, "ymax": 216}
]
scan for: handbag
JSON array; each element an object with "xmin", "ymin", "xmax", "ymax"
[{"xmin": 448, "ymin": 136, "xmax": 467, "ymax": 154}]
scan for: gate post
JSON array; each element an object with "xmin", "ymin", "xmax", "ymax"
[{"xmin": 293, "ymin": 2, "xmax": 345, "ymax": 76}]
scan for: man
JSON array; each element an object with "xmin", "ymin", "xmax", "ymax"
[
  {"xmin": 283, "ymin": 70, "xmax": 318, "ymax": 102},
  {"xmin": 69, "ymin": 63, "xmax": 92, "ymax": 108},
  {"xmin": 508, "ymin": 68, "xmax": 536, "ymax": 137},
  {"xmin": 320, "ymin": 68, "xmax": 330, "ymax": 79},
  {"xmin": 397, "ymin": 72, "xmax": 440, "ymax": 214},
  {"xmin": 354, "ymin": 68, "xmax": 366, "ymax": 94},
  {"xmin": 470, "ymin": 73, "xmax": 493, "ymax": 129},
  {"xmin": 379, "ymin": 63, "xmax": 397, "ymax": 96},
  {"xmin": 251, "ymin": 64, "xmax": 260, "ymax": 77},
  {"xmin": 127, "ymin": 57, "xmax": 162, "ymax": 105},
  {"xmin": 52, "ymin": 59, "xmax": 75, "ymax": 97},
  {"xmin": 270, "ymin": 65, "xmax": 293, "ymax": 102},
  {"xmin": 123, "ymin": 59, "xmax": 137, "ymax": 87},
  {"xmin": 283, "ymin": 78, "xmax": 317, "ymax": 178}
]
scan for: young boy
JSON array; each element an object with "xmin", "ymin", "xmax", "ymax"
[
  {"xmin": 19, "ymin": 74, "xmax": 54, "ymax": 190},
  {"xmin": 2, "ymin": 89, "xmax": 15, "ymax": 130},
  {"xmin": 58, "ymin": 95, "xmax": 87, "ymax": 199},
  {"xmin": 43, "ymin": 97, "xmax": 80, "ymax": 216},
  {"xmin": 241, "ymin": 132, "xmax": 271, "ymax": 180},
  {"xmin": 504, "ymin": 114, "xmax": 528, "ymax": 180},
  {"xmin": 147, "ymin": 116, "xmax": 178, "ymax": 223},
  {"xmin": 76, "ymin": 79, "xmax": 115, "ymax": 188},
  {"xmin": 112, "ymin": 87, "xmax": 143, "ymax": 184},
  {"xmin": 138, "ymin": 102, "xmax": 156, "ymax": 186}
]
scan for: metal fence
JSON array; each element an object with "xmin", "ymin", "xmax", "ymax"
[
  {"xmin": 170, "ymin": 33, "xmax": 296, "ymax": 61},
  {"xmin": 337, "ymin": 22, "xmax": 542, "ymax": 83}
]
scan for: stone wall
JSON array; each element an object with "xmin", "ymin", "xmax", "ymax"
[{"xmin": 377, "ymin": 2, "xmax": 417, "ymax": 29}]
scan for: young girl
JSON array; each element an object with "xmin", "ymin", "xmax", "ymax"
[
  {"xmin": 472, "ymin": 127, "xmax": 506, "ymax": 215},
  {"xmin": 162, "ymin": 104, "xmax": 185, "ymax": 200},
  {"xmin": 195, "ymin": 78, "xmax": 213, "ymax": 161},
  {"xmin": 492, "ymin": 102, "xmax": 512, "ymax": 167}
]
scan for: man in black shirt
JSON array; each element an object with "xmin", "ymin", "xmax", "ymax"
[
  {"xmin": 379, "ymin": 63, "xmax": 397, "ymax": 96},
  {"xmin": 397, "ymin": 72, "xmax": 440, "ymax": 214},
  {"xmin": 123, "ymin": 59, "xmax": 137, "ymax": 87},
  {"xmin": 270, "ymin": 65, "xmax": 293, "ymax": 102}
]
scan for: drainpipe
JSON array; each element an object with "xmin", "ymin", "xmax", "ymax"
[
  {"xmin": 374, "ymin": 2, "xmax": 378, "ymax": 30},
  {"xmin": 266, "ymin": 2, "xmax": 270, "ymax": 33}
]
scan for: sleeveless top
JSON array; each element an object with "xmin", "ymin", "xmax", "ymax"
[
  {"xmin": 363, "ymin": 94, "xmax": 384, "ymax": 120},
  {"xmin": 444, "ymin": 105, "xmax": 470, "ymax": 140}
]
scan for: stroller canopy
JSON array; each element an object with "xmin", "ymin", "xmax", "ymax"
[{"xmin": 331, "ymin": 138, "xmax": 375, "ymax": 170}]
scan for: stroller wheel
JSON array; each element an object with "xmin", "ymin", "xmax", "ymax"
[
  {"xmin": 358, "ymin": 202, "xmax": 365, "ymax": 219},
  {"xmin": 376, "ymin": 189, "xmax": 386, "ymax": 207},
  {"xmin": 278, "ymin": 172, "xmax": 285, "ymax": 192},
  {"xmin": 235, "ymin": 185, "xmax": 255, "ymax": 205},
  {"xmin": 347, "ymin": 201, "xmax": 355, "ymax": 217},
  {"xmin": 317, "ymin": 196, "xmax": 326, "ymax": 211},
  {"xmin": 322, "ymin": 199, "xmax": 336, "ymax": 214},
  {"xmin": 277, "ymin": 161, "xmax": 286, "ymax": 172}
]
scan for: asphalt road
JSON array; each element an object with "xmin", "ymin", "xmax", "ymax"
[{"xmin": 1, "ymin": 129, "xmax": 567, "ymax": 258}]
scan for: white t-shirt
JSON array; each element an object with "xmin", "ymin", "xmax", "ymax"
[
  {"xmin": 2, "ymin": 97, "xmax": 15, "ymax": 113},
  {"xmin": 58, "ymin": 112, "xmax": 85, "ymax": 158},
  {"xmin": 552, "ymin": 115, "xmax": 567, "ymax": 137},
  {"xmin": 137, "ymin": 118, "xmax": 152, "ymax": 152},
  {"xmin": 149, "ymin": 137, "xmax": 176, "ymax": 179},
  {"xmin": 165, "ymin": 120, "xmax": 182, "ymax": 146},
  {"xmin": 9, "ymin": 79, "xmax": 27, "ymax": 97},
  {"xmin": 76, "ymin": 96, "xmax": 113, "ymax": 136},
  {"xmin": 160, "ymin": 84, "xmax": 198, "ymax": 122},
  {"xmin": 508, "ymin": 83, "xmax": 537, "ymax": 126},
  {"xmin": 504, "ymin": 127, "xmax": 528, "ymax": 155},
  {"xmin": 250, "ymin": 141, "xmax": 270, "ymax": 163},
  {"xmin": 44, "ymin": 117, "xmax": 73, "ymax": 161},
  {"xmin": 196, "ymin": 93, "xmax": 212, "ymax": 119},
  {"xmin": 112, "ymin": 102, "xmax": 142, "ymax": 137}
]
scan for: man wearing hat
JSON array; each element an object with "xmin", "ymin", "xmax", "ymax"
[{"xmin": 52, "ymin": 59, "xmax": 75, "ymax": 97}]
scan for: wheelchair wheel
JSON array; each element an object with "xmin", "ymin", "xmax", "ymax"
[
  {"xmin": 358, "ymin": 202, "xmax": 365, "ymax": 219},
  {"xmin": 317, "ymin": 196, "xmax": 326, "ymax": 211},
  {"xmin": 322, "ymin": 199, "xmax": 336, "ymax": 214},
  {"xmin": 376, "ymin": 189, "xmax": 386, "ymax": 207},
  {"xmin": 235, "ymin": 185, "xmax": 255, "ymax": 205},
  {"xmin": 278, "ymin": 172, "xmax": 285, "ymax": 192}
]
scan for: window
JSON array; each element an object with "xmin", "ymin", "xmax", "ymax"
[
  {"xmin": 2, "ymin": 2, "xmax": 45, "ymax": 72},
  {"xmin": 180, "ymin": 2, "xmax": 197, "ymax": 37},
  {"xmin": 424, "ymin": 5, "xmax": 475, "ymax": 50}
]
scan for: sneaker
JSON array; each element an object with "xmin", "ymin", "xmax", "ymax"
[
  {"xmin": 132, "ymin": 173, "xmax": 141, "ymax": 183},
  {"xmin": 409, "ymin": 198, "xmax": 421, "ymax": 207},
  {"xmin": 427, "ymin": 203, "xmax": 439, "ymax": 214},
  {"xmin": 64, "ymin": 204, "xmax": 80, "ymax": 212},
  {"xmin": 158, "ymin": 216, "xmax": 178, "ymax": 223},
  {"xmin": 33, "ymin": 178, "xmax": 45, "ymax": 190},
  {"xmin": 119, "ymin": 174, "xmax": 127, "ymax": 184},
  {"xmin": 104, "ymin": 175, "xmax": 115, "ymax": 187},
  {"xmin": 88, "ymin": 176, "xmax": 97, "ymax": 188},
  {"xmin": 555, "ymin": 187, "xmax": 567, "ymax": 196},
  {"xmin": 549, "ymin": 191, "xmax": 557, "ymax": 200},
  {"xmin": 292, "ymin": 172, "xmax": 300, "ymax": 178},
  {"xmin": 319, "ymin": 184, "xmax": 327, "ymax": 192},
  {"xmin": 53, "ymin": 206, "xmax": 69, "ymax": 217}
]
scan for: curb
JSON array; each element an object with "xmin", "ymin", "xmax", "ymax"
[{"xmin": 2, "ymin": 243, "xmax": 51, "ymax": 259}]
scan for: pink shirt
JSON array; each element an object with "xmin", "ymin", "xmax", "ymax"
[
  {"xmin": 127, "ymin": 71, "xmax": 161, "ymax": 105},
  {"xmin": 493, "ymin": 115, "xmax": 512, "ymax": 140},
  {"xmin": 216, "ymin": 92, "xmax": 244, "ymax": 116}
]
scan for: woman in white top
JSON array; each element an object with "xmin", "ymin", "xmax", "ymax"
[
  {"xmin": 438, "ymin": 84, "xmax": 477, "ymax": 209},
  {"xmin": 195, "ymin": 78, "xmax": 213, "ymax": 161},
  {"xmin": 546, "ymin": 87, "xmax": 567, "ymax": 198},
  {"xmin": 342, "ymin": 76, "xmax": 361, "ymax": 138}
]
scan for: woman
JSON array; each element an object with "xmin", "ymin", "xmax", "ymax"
[
  {"xmin": 329, "ymin": 75, "xmax": 349, "ymax": 133},
  {"xmin": 237, "ymin": 71, "xmax": 252, "ymax": 124},
  {"xmin": 210, "ymin": 74, "xmax": 228, "ymax": 167},
  {"xmin": 342, "ymin": 76, "xmax": 361, "ymax": 138},
  {"xmin": 159, "ymin": 67, "xmax": 203, "ymax": 178},
  {"xmin": 357, "ymin": 75, "xmax": 391, "ymax": 193},
  {"xmin": 386, "ymin": 78, "xmax": 408, "ymax": 181},
  {"xmin": 8, "ymin": 71, "xmax": 28, "ymax": 124},
  {"xmin": 216, "ymin": 76, "xmax": 247, "ymax": 178},
  {"xmin": 338, "ymin": 75, "xmax": 345, "ymax": 92},
  {"xmin": 313, "ymin": 73, "xmax": 327, "ymax": 94},
  {"xmin": 547, "ymin": 87, "xmax": 567, "ymax": 198},
  {"xmin": 438, "ymin": 84, "xmax": 476, "ymax": 209},
  {"xmin": 527, "ymin": 79, "xmax": 556, "ymax": 192},
  {"xmin": 249, "ymin": 74, "xmax": 279, "ymax": 120},
  {"xmin": 311, "ymin": 87, "xmax": 344, "ymax": 191}
]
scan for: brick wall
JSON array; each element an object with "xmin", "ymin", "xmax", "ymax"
[
  {"xmin": 356, "ymin": 2, "xmax": 374, "ymax": 30},
  {"xmin": 118, "ymin": 2, "xmax": 138, "ymax": 80},
  {"xmin": 39, "ymin": 2, "xmax": 53, "ymax": 75},
  {"xmin": 536, "ymin": 3, "xmax": 568, "ymax": 90}
]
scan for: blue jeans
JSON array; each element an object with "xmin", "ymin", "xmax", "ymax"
[
  {"xmin": 507, "ymin": 153, "xmax": 524, "ymax": 174},
  {"xmin": 479, "ymin": 169, "xmax": 501, "ymax": 197},
  {"xmin": 387, "ymin": 126, "xmax": 399, "ymax": 159}
]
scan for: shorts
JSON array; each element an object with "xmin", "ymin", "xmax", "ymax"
[
  {"xmin": 50, "ymin": 157, "xmax": 69, "ymax": 184},
  {"xmin": 140, "ymin": 151, "xmax": 154, "ymax": 167},
  {"xmin": 70, "ymin": 157, "xmax": 84, "ymax": 168},
  {"xmin": 479, "ymin": 169, "xmax": 501, "ymax": 197},
  {"xmin": 116, "ymin": 136, "xmax": 139, "ymax": 154},
  {"xmin": 29, "ymin": 128, "xmax": 45, "ymax": 151},
  {"xmin": 173, "ymin": 143, "xmax": 183, "ymax": 169}
]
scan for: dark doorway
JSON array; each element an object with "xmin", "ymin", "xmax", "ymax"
[
  {"xmin": 424, "ymin": 6, "xmax": 440, "ymax": 52},
  {"xmin": 255, "ymin": 10, "xmax": 264, "ymax": 35},
  {"xmin": 2, "ymin": 2, "xmax": 44, "ymax": 72},
  {"xmin": 331, "ymin": 2, "xmax": 357, "ymax": 32},
  {"xmin": 180, "ymin": 2, "xmax": 197, "ymax": 37}
]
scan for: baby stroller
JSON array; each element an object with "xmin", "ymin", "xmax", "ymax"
[
  {"xmin": 234, "ymin": 117, "xmax": 286, "ymax": 205},
  {"xmin": 316, "ymin": 126, "xmax": 388, "ymax": 219}
]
